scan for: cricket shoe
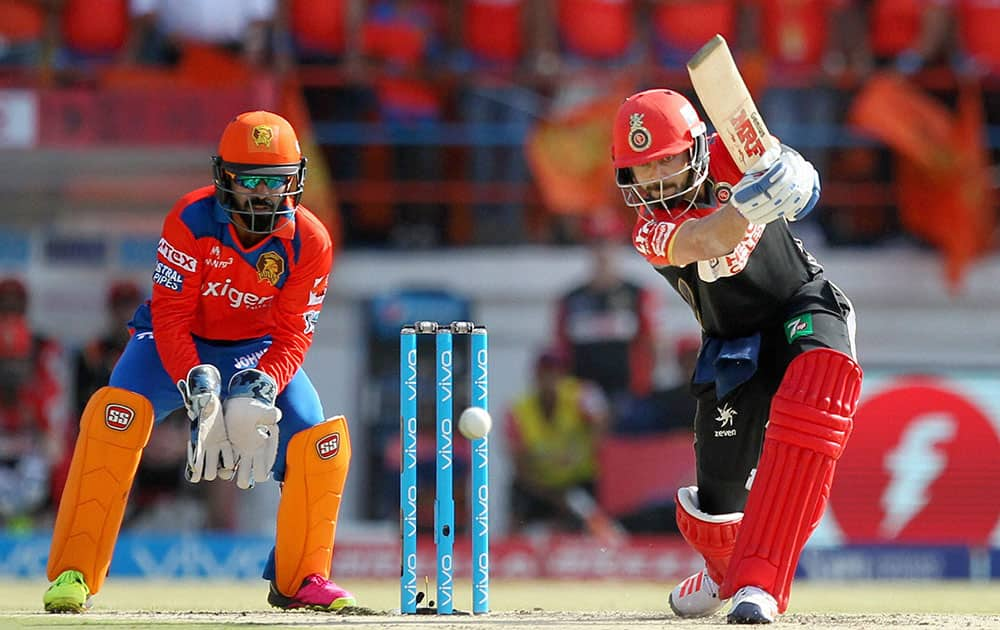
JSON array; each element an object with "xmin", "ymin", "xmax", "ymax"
[
  {"xmin": 268, "ymin": 574, "xmax": 356, "ymax": 611},
  {"xmin": 669, "ymin": 568, "xmax": 726, "ymax": 618},
  {"xmin": 726, "ymin": 586, "xmax": 778, "ymax": 624},
  {"xmin": 43, "ymin": 569, "xmax": 92, "ymax": 613}
]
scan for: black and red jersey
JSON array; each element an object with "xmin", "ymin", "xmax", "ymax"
[{"xmin": 630, "ymin": 135, "xmax": 824, "ymax": 339}]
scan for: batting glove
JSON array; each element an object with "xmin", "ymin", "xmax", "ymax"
[{"xmin": 732, "ymin": 145, "xmax": 820, "ymax": 225}]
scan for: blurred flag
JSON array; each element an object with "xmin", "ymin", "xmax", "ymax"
[
  {"xmin": 280, "ymin": 77, "xmax": 343, "ymax": 255},
  {"xmin": 525, "ymin": 92, "xmax": 626, "ymax": 216},
  {"xmin": 849, "ymin": 74, "xmax": 994, "ymax": 293}
]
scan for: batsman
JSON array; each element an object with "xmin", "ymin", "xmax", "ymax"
[
  {"xmin": 612, "ymin": 88, "xmax": 861, "ymax": 624},
  {"xmin": 43, "ymin": 111, "xmax": 355, "ymax": 613}
]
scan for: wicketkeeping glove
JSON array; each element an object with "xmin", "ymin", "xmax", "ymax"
[
  {"xmin": 178, "ymin": 364, "xmax": 235, "ymax": 483},
  {"xmin": 224, "ymin": 368, "xmax": 282, "ymax": 489},
  {"xmin": 732, "ymin": 145, "xmax": 820, "ymax": 225}
]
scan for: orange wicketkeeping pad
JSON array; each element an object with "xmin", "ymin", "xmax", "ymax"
[
  {"xmin": 275, "ymin": 416, "xmax": 351, "ymax": 597},
  {"xmin": 47, "ymin": 386, "xmax": 154, "ymax": 594}
]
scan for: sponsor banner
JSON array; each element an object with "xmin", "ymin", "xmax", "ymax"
[
  {"xmin": 43, "ymin": 235, "xmax": 107, "ymax": 265},
  {"xmin": 828, "ymin": 371, "xmax": 1000, "ymax": 546},
  {"xmin": 0, "ymin": 533, "xmax": 274, "ymax": 579},
  {"xmin": 797, "ymin": 546, "xmax": 972, "ymax": 580},
  {"xmin": 0, "ymin": 534, "xmax": 698, "ymax": 580},
  {"xmin": 2, "ymin": 533, "xmax": 997, "ymax": 581},
  {"xmin": 338, "ymin": 537, "xmax": 702, "ymax": 581}
]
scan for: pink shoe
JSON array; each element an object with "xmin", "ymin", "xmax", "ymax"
[{"xmin": 268, "ymin": 574, "xmax": 357, "ymax": 611}]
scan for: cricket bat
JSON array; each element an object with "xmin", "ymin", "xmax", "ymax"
[{"xmin": 687, "ymin": 34, "xmax": 779, "ymax": 173}]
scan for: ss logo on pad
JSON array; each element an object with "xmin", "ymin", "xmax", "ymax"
[
  {"xmin": 105, "ymin": 404, "xmax": 135, "ymax": 431},
  {"xmin": 316, "ymin": 433, "xmax": 340, "ymax": 459}
]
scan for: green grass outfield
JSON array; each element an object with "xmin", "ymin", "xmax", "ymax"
[{"xmin": 3, "ymin": 579, "xmax": 1000, "ymax": 629}]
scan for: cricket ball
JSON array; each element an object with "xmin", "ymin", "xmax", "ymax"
[{"xmin": 458, "ymin": 406, "xmax": 492, "ymax": 440}]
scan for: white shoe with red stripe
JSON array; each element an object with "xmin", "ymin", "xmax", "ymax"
[{"xmin": 668, "ymin": 568, "xmax": 727, "ymax": 618}]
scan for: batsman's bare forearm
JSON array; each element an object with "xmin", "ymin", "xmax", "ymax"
[{"xmin": 670, "ymin": 204, "xmax": 750, "ymax": 267}]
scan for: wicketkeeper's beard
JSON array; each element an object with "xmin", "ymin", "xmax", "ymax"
[{"xmin": 235, "ymin": 196, "xmax": 281, "ymax": 233}]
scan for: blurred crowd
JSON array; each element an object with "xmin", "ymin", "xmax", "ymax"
[
  {"xmin": 0, "ymin": 276, "xmax": 233, "ymax": 534},
  {"xmin": 505, "ymin": 214, "xmax": 700, "ymax": 537},
  {"xmin": 2, "ymin": 1, "xmax": 998, "ymax": 250}
]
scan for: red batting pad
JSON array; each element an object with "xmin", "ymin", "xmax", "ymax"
[
  {"xmin": 720, "ymin": 349, "xmax": 862, "ymax": 612},
  {"xmin": 675, "ymin": 486, "xmax": 742, "ymax": 584}
]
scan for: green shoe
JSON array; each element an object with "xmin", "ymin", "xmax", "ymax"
[{"xmin": 43, "ymin": 570, "xmax": 91, "ymax": 613}]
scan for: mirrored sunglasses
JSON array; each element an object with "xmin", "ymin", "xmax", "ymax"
[{"xmin": 228, "ymin": 172, "xmax": 291, "ymax": 190}]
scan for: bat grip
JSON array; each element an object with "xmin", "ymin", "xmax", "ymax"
[{"xmin": 745, "ymin": 143, "xmax": 781, "ymax": 174}]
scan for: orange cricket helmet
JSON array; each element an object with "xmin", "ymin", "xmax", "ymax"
[{"xmin": 212, "ymin": 111, "xmax": 308, "ymax": 234}]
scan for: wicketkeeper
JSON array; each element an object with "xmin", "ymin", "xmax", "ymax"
[{"xmin": 43, "ymin": 111, "xmax": 355, "ymax": 613}]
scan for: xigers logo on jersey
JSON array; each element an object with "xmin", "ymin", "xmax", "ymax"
[{"xmin": 202, "ymin": 278, "xmax": 275, "ymax": 310}]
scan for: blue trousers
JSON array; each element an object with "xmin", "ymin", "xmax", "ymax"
[
  {"xmin": 111, "ymin": 330, "xmax": 326, "ymax": 483},
  {"xmin": 110, "ymin": 328, "xmax": 328, "ymax": 584}
]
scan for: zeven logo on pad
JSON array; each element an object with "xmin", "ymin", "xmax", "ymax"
[
  {"xmin": 316, "ymin": 433, "xmax": 340, "ymax": 459},
  {"xmin": 105, "ymin": 404, "xmax": 135, "ymax": 431}
]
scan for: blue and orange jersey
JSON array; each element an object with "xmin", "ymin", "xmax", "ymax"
[{"xmin": 146, "ymin": 186, "xmax": 332, "ymax": 392}]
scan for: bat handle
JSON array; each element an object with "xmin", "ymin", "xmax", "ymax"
[{"xmin": 745, "ymin": 143, "xmax": 781, "ymax": 174}]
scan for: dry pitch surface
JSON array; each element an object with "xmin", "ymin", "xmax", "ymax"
[{"xmin": 3, "ymin": 579, "xmax": 1000, "ymax": 629}]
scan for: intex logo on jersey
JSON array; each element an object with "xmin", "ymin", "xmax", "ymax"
[
  {"xmin": 316, "ymin": 432, "xmax": 340, "ymax": 459},
  {"xmin": 202, "ymin": 278, "xmax": 275, "ymax": 310},
  {"xmin": 157, "ymin": 238, "xmax": 197, "ymax": 273},
  {"xmin": 714, "ymin": 403, "xmax": 737, "ymax": 438},
  {"xmin": 105, "ymin": 403, "xmax": 135, "ymax": 431}
]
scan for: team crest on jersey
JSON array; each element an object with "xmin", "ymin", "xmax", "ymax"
[
  {"xmin": 715, "ymin": 182, "xmax": 733, "ymax": 204},
  {"xmin": 251, "ymin": 125, "xmax": 274, "ymax": 148},
  {"xmin": 628, "ymin": 113, "xmax": 652, "ymax": 152},
  {"xmin": 256, "ymin": 251, "xmax": 284, "ymax": 285}
]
